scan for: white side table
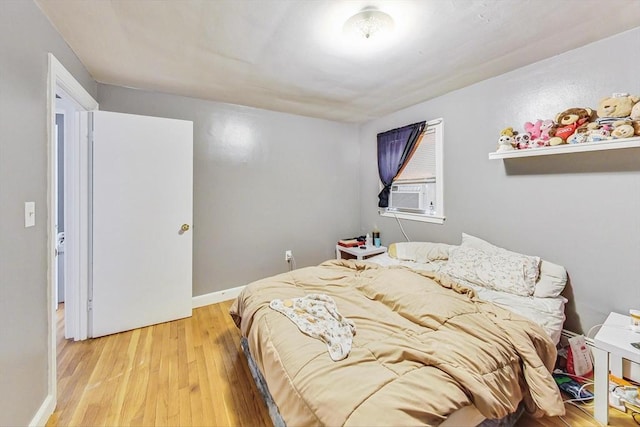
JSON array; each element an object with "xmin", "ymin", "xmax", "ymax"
[
  {"xmin": 336, "ymin": 245, "xmax": 387, "ymax": 261},
  {"xmin": 593, "ymin": 312, "xmax": 640, "ymax": 425}
]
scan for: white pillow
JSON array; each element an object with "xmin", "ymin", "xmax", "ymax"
[
  {"xmin": 535, "ymin": 260, "xmax": 568, "ymax": 298},
  {"xmin": 461, "ymin": 233, "xmax": 567, "ymax": 298},
  {"xmin": 388, "ymin": 242, "xmax": 455, "ymax": 263},
  {"xmin": 440, "ymin": 245, "xmax": 540, "ymax": 297}
]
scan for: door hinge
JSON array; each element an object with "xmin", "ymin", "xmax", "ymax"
[{"xmin": 88, "ymin": 300, "xmax": 93, "ymax": 312}]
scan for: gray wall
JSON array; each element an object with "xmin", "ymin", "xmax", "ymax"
[
  {"xmin": 4, "ymin": 1, "xmax": 637, "ymax": 422},
  {"xmin": 97, "ymin": 84, "xmax": 360, "ymax": 296},
  {"xmin": 0, "ymin": 1, "xmax": 97, "ymax": 425},
  {"xmin": 359, "ymin": 26, "xmax": 640, "ymax": 333}
]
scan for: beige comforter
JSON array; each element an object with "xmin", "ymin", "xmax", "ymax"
[{"xmin": 230, "ymin": 260, "xmax": 565, "ymax": 426}]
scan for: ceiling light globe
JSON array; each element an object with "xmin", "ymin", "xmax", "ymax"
[{"xmin": 344, "ymin": 8, "xmax": 394, "ymax": 40}]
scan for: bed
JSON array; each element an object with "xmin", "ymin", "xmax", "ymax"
[{"xmin": 230, "ymin": 233, "xmax": 568, "ymax": 426}]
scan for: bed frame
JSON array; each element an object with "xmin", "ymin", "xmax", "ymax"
[{"xmin": 240, "ymin": 337, "xmax": 524, "ymax": 427}]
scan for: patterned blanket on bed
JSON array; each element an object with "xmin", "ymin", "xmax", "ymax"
[{"xmin": 269, "ymin": 294, "xmax": 356, "ymax": 361}]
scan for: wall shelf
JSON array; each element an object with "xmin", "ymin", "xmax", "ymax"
[{"xmin": 488, "ymin": 136, "xmax": 640, "ymax": 160}]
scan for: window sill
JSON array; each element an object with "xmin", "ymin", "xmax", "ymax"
[{"xmin": 379, "ymin": 209, "xmax": 445, "ymax": 224}]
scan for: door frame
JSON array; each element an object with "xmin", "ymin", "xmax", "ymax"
[{"xmin": 46, "ymin": 53, "xmax": 98, "ymax": 417}]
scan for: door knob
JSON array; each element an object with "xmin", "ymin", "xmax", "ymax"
[{"xmin": 181, "ymin": 224, "xmax": 190, "ymax": 232}]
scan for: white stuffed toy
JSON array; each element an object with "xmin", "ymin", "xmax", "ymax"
[
  {"xmin": 497, "ymin": 134, "xmax": 515, "ymax": 152},
  {"xmin": 497, "ymin": 127, "xmax": 516, "ymax": 152}
]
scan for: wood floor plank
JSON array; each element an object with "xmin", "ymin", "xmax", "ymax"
[
  {"xmin": 141, "ymin": 323, "xmax": 164, "ymax": 426},
  {"xmin": 48, "ymin": 301, "xmax": 636, "ymax": 427},
  {"xmin": 124, "ymin": 327, "xmax": 153, "ymax": 425},
  {"xmin": 154, "ymin": 322, "xmax": 171, "ymax": 427}
]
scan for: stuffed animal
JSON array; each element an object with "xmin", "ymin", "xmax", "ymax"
[
  {"xmin": 567, "ymin": 132, "xmax": 588, "ymax": 144},
  {"xmin": 585, "ymin": 123, "xmax": 612, "ymax": 142},
  {"xmin": 496, "ymin": 127, "xmax": 518, "ymax": 151},
  {"xmin": 538, "ymin": 119, "xmax": 556, "ymax": 145},
  {"xmin": 496, "ymin": 134, "xmax": 515, "ymax": 152},
  {"xmin": 500, "ymin": 127, "xmax": 517, "ymax": 137},
  {"xmin": 631, "ymin": 102, "xmax": 640, "ymax": 120},
  {"xmin": 611, "ymin": 120, "xmax": 635, "ymax": 139},
  {"xmin": 548, "ymin": 107, "xmax": 594, "ymax": 146},
  {"xmin": 524, "ymin": 120, "xmax": 543, "ymax": 140},
  {"xmin": 515, "ymin": 132, "xmax": 531, "ymax": 149},
  {"xmin": 596, "ymin": 94, "xmax": 640, "ymax": 126},
  {"xmin": 631, "ymin": 103, "xmax": 640, "ymax": 136}
]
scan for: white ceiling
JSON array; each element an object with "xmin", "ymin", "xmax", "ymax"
[{"xmin": 36, "ymin": 0, "xmax": 640, "ymax": 123}]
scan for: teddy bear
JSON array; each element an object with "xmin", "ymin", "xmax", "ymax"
[
  {"xmin": 631, "ymin": 102, "xmax": 640, "ymax": 136},
  {"xmin": 548, "ymin": 107, "xmax": 594, "ymax": 146},
  {"xmin": 596, "ymin": 94, "xmax": 640, "ymax": 126},
  {"xmin": 611, "ymin": 120, "xmax": 635, "ymax": 139}
]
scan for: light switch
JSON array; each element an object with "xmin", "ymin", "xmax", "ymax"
[{"xmin": 25, "ymin": 202, "xmax": 35, "ymax": 227}]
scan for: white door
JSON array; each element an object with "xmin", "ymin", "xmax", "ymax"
[{"xmin": 90, "ymin": 111, "xmax": 193, "ymax": 337}]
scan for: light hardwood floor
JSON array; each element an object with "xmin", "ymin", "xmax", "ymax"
[{"xmin": 48, "ymin": 301, "xmax": 635, "ymax": 426}]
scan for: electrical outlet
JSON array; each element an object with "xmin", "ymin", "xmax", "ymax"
[{"xmin": 285, "ymin": 250, "xmax": 292, "ymax": 261}]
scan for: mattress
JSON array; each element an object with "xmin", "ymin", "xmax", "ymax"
[
  {"xmin": 239, "ymin": 336, "xmax": 524, "ymax": 427},
  {"xmin": 230, "ymin": 259, "xmax": 565, "ymax": 426}
]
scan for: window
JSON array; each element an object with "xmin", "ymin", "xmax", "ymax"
[{"xmin": 379, "ymin": 118, "xmax": 444, "ymax": 224}]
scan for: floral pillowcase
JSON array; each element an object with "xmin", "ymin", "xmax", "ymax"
[{"xmin": 439, "ymin": 245, "xmax": 540, "ymax": 297}]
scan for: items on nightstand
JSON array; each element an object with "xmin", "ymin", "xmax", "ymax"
[
  {"xmin": 630, "ymin": 309, "xmax": 640, "ymax": 332},
  {"xmin": 365, "ymin": 233, "xmax": 372, "ymax": 246},
  {"xmin": 372, "ymin": 229, "xmax": 381, "ymax": 247},
  {"xmin": 338, "ymin": 237, "xmax": 364, "ymax": 247}
]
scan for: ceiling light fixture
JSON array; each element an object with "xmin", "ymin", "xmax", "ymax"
[{"xmin": 344, "ymin": 7, "xmax": 394, "ymax": 40}]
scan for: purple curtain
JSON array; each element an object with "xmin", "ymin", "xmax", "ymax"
[{"xmin": 377, "ymin": 121, "xmax": 426, "ymax": 207}]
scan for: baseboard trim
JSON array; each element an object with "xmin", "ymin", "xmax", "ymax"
[
  {"xmin": 192, "ymin": 285, "xmax": 245, "ymax": 308},
  {"xmin": 29, "ymin": 393, "xmax": 55, "ymax": 427}
]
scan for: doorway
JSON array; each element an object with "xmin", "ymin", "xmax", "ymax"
[
  {"xmin": 54, "ymin": 110, "xmax": 64, "ymax": 326},
  {"xmin": 53, "ymin": 87, "xmax": 88, "ymax": 340},
  {"xmin": 53, "ymin": 112, "xmax": 65, "ymax": 310},
  {"xmin": 46, "ymin": 53, "xmax": 98, "ymax": 417}
]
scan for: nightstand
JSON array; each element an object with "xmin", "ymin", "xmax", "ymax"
[
  {"xmin": 335, "ymin": 245, "xmax": 387, "ymax": 261},
  {"xmin": 592, "ymin": 312, "xmax": 640, "ymax": 425}
]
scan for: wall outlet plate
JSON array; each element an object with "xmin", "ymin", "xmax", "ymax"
[{"xmin": 285, "ymin": 250, "xmax": 292, "ymax": 261}]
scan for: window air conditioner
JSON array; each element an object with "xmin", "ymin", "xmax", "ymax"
[{"xmin": 388, "ymin": 180, "xmax": 434, "ymax": 213}]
